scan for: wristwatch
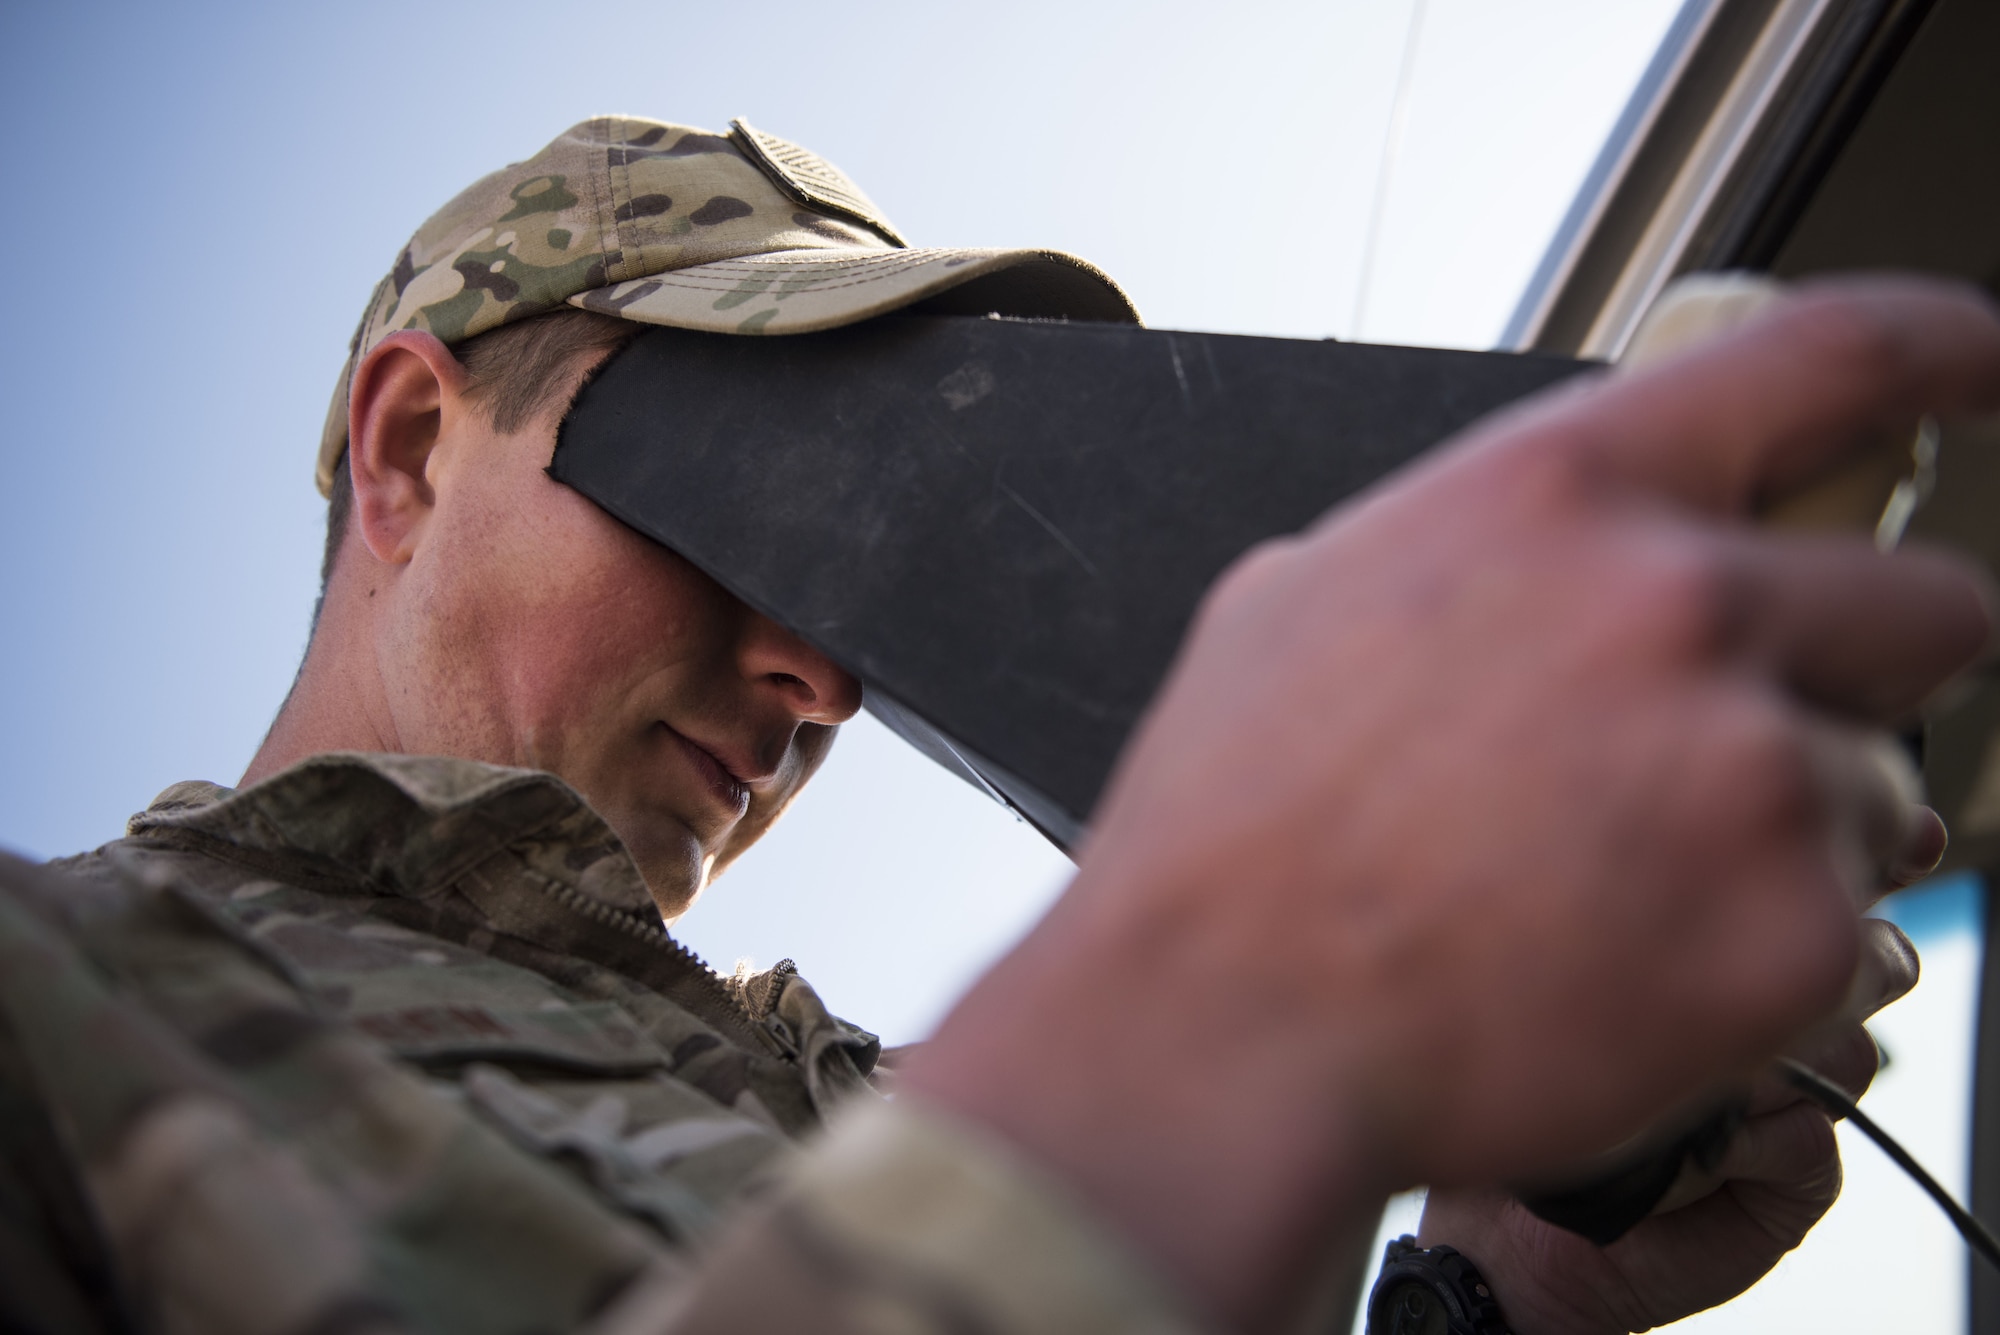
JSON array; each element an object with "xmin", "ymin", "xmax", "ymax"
[{"xmin": 1364, "ymin": 1235, "xmax": 1512, "ymax": 1335}]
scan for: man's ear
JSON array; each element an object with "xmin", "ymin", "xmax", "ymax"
[{"xmin": 345, "ymin": 330, "xmax": 472, "ymax": 565}]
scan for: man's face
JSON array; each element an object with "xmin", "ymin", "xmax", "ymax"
[{"xmin": 372, "ymin": 355, "xmax": 861, "ymax": 918}]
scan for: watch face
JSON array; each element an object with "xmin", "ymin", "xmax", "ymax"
[{"xmin": 1377, "ymin": 1279, "xmax": 1452, "ymax": 1335}]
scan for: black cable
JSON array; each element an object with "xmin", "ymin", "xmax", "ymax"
[{"xmin": 1779, "ymin": 1057, "xmax": 2000, "ymax": 1274}]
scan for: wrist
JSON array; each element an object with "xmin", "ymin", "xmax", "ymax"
[
  {"xmin": 1366, "ymin": 1235, "xmax": 1513, "ymax": 1335},
  {"xmin": 1416, "ymin": 1196, "xmax": 1629, "ymax": 1335},
  {"xmin": 903, "ymin": 893, "xmax": 1391, "ymax": 1331}
]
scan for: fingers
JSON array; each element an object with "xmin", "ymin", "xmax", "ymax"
[
  {"xmin": 1637, "ymin": 1103, "xmax": 1841, "ymax": 1248},
  {"xmin": 1755, "ymin": 1022, "xmax": 1882, "ymax": 1115},
  {"xmin": 1889, "ymin": 807, "xmax": 1950, "ymax": 890},
  {"xmin": 1757, "ymin": 922, "xmax": 1918, "ymax": 1114},
  {"xmin": 1847, "ymin": 919, "xmax": 1921, "ymax": 1019},
  {"xmin": 1649, "ymin": 1095, "xmax": 1846, "ymax": 1222},
  {"xmin": 1636, "ymin": 924, "xmax": 1912, "ymax": 1230},
  {"xmin": 1722, "ymin": 534, "xmax": 1994, "ymax": 723},
  {"xmin": 1554, "ymin": 278, "xmax": 2000, "ymax": 516},
  {"xmin": 1712, "ymin": 1102, "xmax": 1842, "ymax": 1194},
  {"xmin": 1797, "ymin": 721, "xmax": 1939, "ymax": 904}
]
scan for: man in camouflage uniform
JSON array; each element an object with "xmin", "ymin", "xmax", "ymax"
[{"xmin": 4, "ymin": 116, "xmax": 1997, "ymax": 1335}]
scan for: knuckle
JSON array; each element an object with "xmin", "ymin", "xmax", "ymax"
[
  {"xmin": 1194, "ymin": 536, "xmax": 1298, "ymax": 626},
  {"xmin": 1740, "ymin": 896, "xmax": 1860, "ymax": 1040},
  {"xmin": 1713, "ymin": 702, "xmax": 1819, "ymax": 831},
  {"xmin": 1779, "ymin": 295, "xmax": 1906, "ymax": 393},
  {"xmin": 1817, "ymin": 1024, "xmax": 1884, "ymax": 1096},
  {"xmin": 1616, "ymin": 547, "xmax": 1741, "ymax": 659},
  {"xmin": 1856, "ymin": 918, "xmax": 1920, "ymax": 1009},
  {"xmin": 1426, "ymin": 408, "xmax": 1603, "ymax": 525},
  {"xmin": 1213, "ymin": 535, "xmax": 1295, "ymax": 598},
  {"xmin": 1780, "ymin": 1102, "xmax": 1843, "ymax": 1189},
  {"xmin": 1494, "ymin": 426, "xmax": 1599, "ymax": 512},
  {"xmin": 1792, "ymin": 886, "xmax": 1865, "ymax": 1017}
]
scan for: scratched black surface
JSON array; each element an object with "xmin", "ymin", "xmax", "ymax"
[{"xmin": 552, "ymin": 315, "xmax": 1590, "ymax": 843}]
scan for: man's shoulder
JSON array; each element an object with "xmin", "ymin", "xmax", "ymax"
[
  {"xmin": 113, "ymin": 751, "xmax": 636, "ymax": 904},
  {"xmin": 0, "ymin": 753, "xmax": 887, "ymax": 1323},
  {"xmin": 53, "ymin": 752, "xmax": 738, "ymax": 1038},
  {"xmin": 43, "ymin": 751, "xmax": 880, "ymax": 1115}
]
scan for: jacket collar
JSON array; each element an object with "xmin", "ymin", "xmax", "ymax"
[
  {"xmin": 123, "ymin": 751, "xmax": 879, "ymax": 1085},
  {"xmin": 127, "ymin": 752, "xmax": 661, "ymax": 922}
]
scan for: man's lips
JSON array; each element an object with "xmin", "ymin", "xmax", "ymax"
[{"xmin": 667, "ymin": 728, "xmax": 752, "ymax": 817}]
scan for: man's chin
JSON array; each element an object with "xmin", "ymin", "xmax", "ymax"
[
  {"xmin": 605, "ymin": 813, "xmax": 710, "ymax": 921},
  {"xmin": 638, "ymin": 859, "xmax": 707, "ymax": 922}
]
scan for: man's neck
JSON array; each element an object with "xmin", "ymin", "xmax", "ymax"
[{"xmin": 241, "ymin": 602, "xmax": 398, "ymax": 787}]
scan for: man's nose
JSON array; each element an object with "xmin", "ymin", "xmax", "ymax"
[{"xmin": 738, "ymin": 611, "xmax": 863, "ymax": 725}]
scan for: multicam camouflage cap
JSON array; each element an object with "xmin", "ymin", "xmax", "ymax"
[{"xmin": 317, "ymin": 115, "xmax": 1140, "ymax": 495}]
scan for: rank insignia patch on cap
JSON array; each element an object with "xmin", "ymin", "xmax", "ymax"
[{"xmin": 730, "ymin": 117, "xmax": 908, "ymax": 247}]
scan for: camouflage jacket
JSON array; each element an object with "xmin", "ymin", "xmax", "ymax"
[{"xmin": 0, "ymin": 753, "xmax": 1196, "ymax": 1335}]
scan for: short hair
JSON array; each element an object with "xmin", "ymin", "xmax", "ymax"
[{"xmin": 315, "ymin": 308, "xmax": 642, "ymax": 620}]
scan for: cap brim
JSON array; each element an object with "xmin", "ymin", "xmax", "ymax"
[{"xmin": 565, "ymin": 247, "xmax": 1140, "ymax": 335}]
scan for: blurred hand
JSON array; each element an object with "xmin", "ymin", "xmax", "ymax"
[
  {"xmin": 903, "ymin": 278, "xmax": 2000, "ymax": 1332},
  {"xmin": 1419, "ymin": 915, "xmax": 1923, "ymax": 1334}
]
